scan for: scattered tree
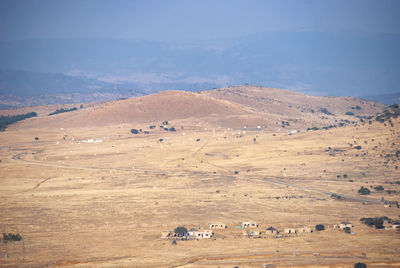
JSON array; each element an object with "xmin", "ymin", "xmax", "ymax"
[
  {"xmin": 360, "ymin": 216, "xmax": 390, "ymax": 229},
  {"xmin": 130, "ymin": 129, "xmax": 139, "ymax": 134},
  {"xmin": 358, "ymin": 186, "xmax": 371, "ymax": 195},
  {"xmin": 3, "ymin": 233, "xmax": 22, "ymax": 242},
  {"xmin": 343, "ymin": 227, "xmax": 351, "ymax": 233},
  {"xmin": 373, "ymin": 185, "xmax": 384, "ymax": 191},
  {"xmin": 320, "ymin": 108, "xmax": 334, "ymax": 116},
  {"xmin": 354, "ymin": 263, "xmax": 366, "ymax": 268},
  {"xmin": 0, "ymin": 112, "xmax": 37, "ymax": 131},
  {"xmin": 48, "ymin": 107, "xmax": 77, "ymax": 116},
  {"xmin": 315, "ymin": 224, "xmax": 325, "ymax": 231},
  {"xmin": 174, "ymin": 226, "xmax": 188, "ymax": 237}
]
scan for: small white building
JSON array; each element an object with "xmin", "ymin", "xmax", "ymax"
[
  {"xmin": 195, "ymin": 230, "xmax": 213, "ymax": 239},
  {"xmin": 187, "ymin": 229, "xmax": 213, "ymax": 239},
  {"xmin": 161, "ymin": 232, "xmax": 171, "ymax": 239},
  {"xmin": 339, "ymin": 222, "xmax": 353, "ymax": 229},
  {"xmin": 209, "ymin": 223, "xmax": 226, "ymax": 229},
  {"xmin": 284, "ymin": 228, "xmax": 297, "ymax": 234},
  {"xmin": 243, "ymin": 230, "xmax": 263, "ymax": 236},
  {"xmin": 242, "ymin": 221, "xmax": 258, "ymax": 228}
]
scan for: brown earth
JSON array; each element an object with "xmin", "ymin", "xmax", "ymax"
[
  {"xmin": 2, "ymin": 85, "xmax": 385, "ymax": 131},
  {"xmin": 0, "ymin": 87, "xmax": 399, "ymax": 267}
]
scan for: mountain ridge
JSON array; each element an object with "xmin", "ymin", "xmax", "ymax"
[{"xmin": 4, "ymin": 85, "xmax": 386, "ymax": 131}]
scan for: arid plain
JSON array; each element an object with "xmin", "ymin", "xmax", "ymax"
[{"xmin": 0, "ymin": 86, "xmax": 399, "ymax": 267}]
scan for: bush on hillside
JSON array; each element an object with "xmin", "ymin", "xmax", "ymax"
[
  {"xmin": 358, "ymin": 186, "xmax": 370, "ymax": 195},
  {"xmin": 0, "ymin": 112, "xmax": 37, "ymax": 131}
]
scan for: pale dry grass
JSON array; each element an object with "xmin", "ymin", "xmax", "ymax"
[{"xmin": 0, "ymin": 117, "xmax": 399, "ymax": 267}]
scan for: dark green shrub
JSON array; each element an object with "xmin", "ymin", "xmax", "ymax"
[
  {"xmin": 0, "ymin": 112, "xmax": 37, "ymax": 131},
  {"xmin": 320, "ymin": 108, "xmax": 334, "ymax": 116},
  {"xmin": 130, "ymin": 129, "xmax": 139, "ymax": 134},
  {"xmin": 3, "ymin": 233, "xmax": 22, "ymax": 242},
  {"xmin": 360, "ymin": 216, "xmax": 390, "ymax": 228},
  {"xmin": 374, "ymin": 185, "xmax": 384, "ymax": 191},
  {"xmin": 174, "ymin": 226, "xmax": 187, "ymax": 237},
  {"xmin": 48, "ymin": 107, "xmax": 77, "ymax": 116},
  {"xmin": 354, "ymin": 262, "xmax": 366, "ymax": 268},
  {"xmin": 343, "ymin": 227, "xmax": 351, "ymax": 233},
  {"xmin": 315, "ymin": 224, "xmax": 325, "ymax": 231},
  {"xmin": 358, "ymin": 186, "xmax": 370, "ymax": 195}
]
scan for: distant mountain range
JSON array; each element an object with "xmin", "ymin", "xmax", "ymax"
[
  {"xmin": 0, "ymin": 69, "xmax": 142, "ymax": 107},
  {"xmin": 361, "ymin": 92, "xmax": 400, "ymax": 105},
  {"xmin": 0, "ymin": 32, "xmax": 399, "ymax": 107},
  {"xmin": 0, "ymin": 68, "xmax": 398, "ymax": 108}
]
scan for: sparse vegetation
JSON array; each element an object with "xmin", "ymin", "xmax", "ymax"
[
  {"xmin": 354, "ymin": 262, "xmax": 366, "ymax": 268},
  {"xmin": 360, "ymin": 216, "xmax": 391, "ymax": 229},
  {"xmin": 0, "ymin": 112, "xmax": 37, "ymax": 131},
  {"xmin": 174, "ymin": 226, "xmax": 187, "ymax": 237},
  {"xmin": 330, "ymin": 193, "xmax": 341, "ymax": 200},
  {"xmin": 320, "ymin": 108, "xmax": 334, "ymax": 116},
  {"xmin": 3, "ymin": 233, "xmax": 22, "ymax": 242},
  {"xmin": 375, "ymin": 104, "xmax": 400, "ymax": 123},
  {"xmin": 345, "ymin": 112, "xmax": 354, "ymax": 116},
  {"xmin": 48, "ymin": 107, "xmax": 77, "ymax": 116},
  {"xmin": 357, "ymin": 186, "xmax": 371, "ymax": 195},
  {"xmin": 343, "ymin": 227, "xmax": 351, "ymax": 233},
  {"xmin": 373, "ymin": 185, "xmax": 384, "ymax": 191},
  {"xmin": 307, "ymin": 127, "xmax": 319, "ymax": 131}
]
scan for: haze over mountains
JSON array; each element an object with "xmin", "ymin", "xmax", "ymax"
[{"xmin": 1, "ymin": 32, "xmax": 399, "ymax": 107}]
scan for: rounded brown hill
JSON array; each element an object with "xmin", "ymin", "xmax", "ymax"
[
  {"xmin": 14, "ymin": 90, "xmax": 277, "ymax": 129},
  {"xmin": 203, "ymin": 85, "xmax": 385, "ymax": 117}
]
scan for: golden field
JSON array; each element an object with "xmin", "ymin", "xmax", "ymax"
[{"xmin": 0, "ymin": 87, "xmax": 399, "ymax": 267}]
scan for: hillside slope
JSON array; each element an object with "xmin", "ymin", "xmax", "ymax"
[
  {"xmin": 203, "ymin": 85, "xmax": 385, "ymax": 117},
  {"xmin": 5, "ymin": 86, "xmax": 387, "ymax": 131},
  {"xmin": 9, "ymin": 90, "xmax": 279, "ymax": 129}
]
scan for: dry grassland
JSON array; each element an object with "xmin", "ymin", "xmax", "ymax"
[{"xmin": 0, "ymin": 117, "xmax": 399, "ymax": 267}]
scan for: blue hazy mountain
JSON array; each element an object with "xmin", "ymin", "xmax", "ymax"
[
  {"xmin": 0, "ymin": 69, "xmax": 130, "ymax": 96},
  {"xmin": 0, "ymin": 31, "xmax": 399, "ymax": 106}
]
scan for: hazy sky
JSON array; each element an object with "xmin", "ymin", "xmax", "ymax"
[
  {"xmin": 1, "ymin": 0, "xmax": 399, "ymax": 41},
  {"xmin": 0, "ymin": 0, "xmax": 399, "ymax": 98}
]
